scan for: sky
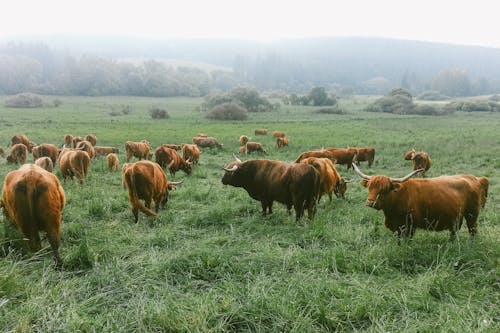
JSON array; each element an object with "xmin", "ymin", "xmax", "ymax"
[{"xmin": 1, "ymin": 0, "xmax": 499, "ymax": 48}]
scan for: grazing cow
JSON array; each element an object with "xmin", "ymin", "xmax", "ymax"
[
  {"xmin": 299, "ymin": 157, "xmax": 349, "ymax": 201},
  {"xmin": 155, "ymin": 146, "xmax": 192, "ymax": 176},
  {"xmin": 353, "ymin": 147, "xmax": 375, "ymax": 167},
  {"xmin": 125, "ymin": 140, "xmax": 151, "ymax": 162},
  {"xmin": 58, "ymin": 149, "xmax": 91, "ymax": 184},
  {"xmin": 272, "ymin": 131, "xmax": 286, "ymax": 138},
  {"xmin": 121, "ymin": 160, "xmax": 182, "ymax": 223},
  {"xmin": 254, "ymin": 129, "xmax": 268, "ymax": 135},
  {"xmin": 32, "ymin": 143, "xmax": 59, "ymax": 164},
  {"xmin": 94, "ymin": 146, "xmax": 120, "ymax": 157},
  {"xmin": 162, "ymin": 144, "xmax": 182, "ymax": 151},
  {"xmin": 0, "ymin": 146, "xmax": 5, "ymax": 157},
  {"xmin": 35, "ymin": 156, "xmax": 54, "ymax": 172},
  {"xmin": 9, "ymin": 134, "xmax": 35, "ymax": 152},
  {"xmin": 72, "ymin": 136, "xmax": 85, "ymax": 148},
  {"xmin": 352, "ymin": 163, "xmax": 489, "ymax": 241},
  {"xmin": 243, "ymin": 142, "xmax": 266, "ymax": 155},
  {"xmin": 192, "ymin": 136, "xmax": 223, "ymax": 149},
  {"xmin": 85, "ymin": 134, "xmax": 97, "ymax": 146},
  {"xmin": 63, "ymin": 134, "xmax": 74, "ymax": 148},
  {"xmin": 239, "ymin": 135, "xmax": 250, "ymax": 146},
  {"xmin": 295, "ymin": 148, "xmax": 357, "ymax": 169},
  {"xmin": 181, "ymin": 144, "xmax": 201, "ymax": 165},
  {"xmin": 1, "ymin": 164, "xmax": 65, "ymax": 268},
  {"xmin": 107, "ymin": 153, "xmax": 119, "ymax": 172},
  {"xmin": 6, "ymin": 143, "xmax": 28, "ymax": 164},
  {"xmin": 276, "ymin": 136, "xmax": 289, "ymax": 148},
  {"xmin": 195, "ymin": 133, "xmax": 208, "ymax": 138},
  {"xmin": 222, "ymin": 157, "xmax": 320, "ymax": 221},
  {"xmin": 404, "ymin": 149, "xmax": 432, "ymax": 175},
  {"xmin": 75, "ymin": 140, "xmax": 95, "ymax": 159}
]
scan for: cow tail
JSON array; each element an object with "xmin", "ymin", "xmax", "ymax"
[
  {"xmin": 479, "ymin": 177, "xmax": 489, "ymax": 208},
  {"xmin": 13, "ymin": 181, "xmax": 45, "ymax": 251},
  {"xmin": 125, "ymin": 172, "xmax": 157, "ymax": 217}
]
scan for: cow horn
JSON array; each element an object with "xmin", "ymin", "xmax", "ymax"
[
  {"xmin": 343, "ymin": 178, "xmax": 353, "ymax": 183},
  {"xmin": 351, "ymin": 163, "xmax": 371, "ymax": 180},
  {"xmin": 167, "ymin": 159, "xmax": 175, "ymax": 169},
  {"xmin": 232, "ymin": 154, "xmax": 242, "ymax": 163},
  {"xmin": 223, "ymin": 165, "xmax": 238, "ymax": 172},
  {"xmin": 390, "ymin": 169, "xmax": 424, "ymax": 183},
  {"xmin": 169, "ymin": 179, "xmax": 184, "ymax": 185}
]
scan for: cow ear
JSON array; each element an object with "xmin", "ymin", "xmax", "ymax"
[
  {"xmin": 391, "ymin": 183, "xmax": 401, "ymax": 192},
  {"xmin": 360, "ymin": 179, "xmax": 369, "ymax": 188}
]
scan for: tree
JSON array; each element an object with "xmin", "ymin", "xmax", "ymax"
[{"xmin": 431, "ymin": 69, "xmax": 471, "ymax": 97}]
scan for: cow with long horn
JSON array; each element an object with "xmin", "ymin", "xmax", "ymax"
[
  {"xmin": 222, "ymin": 157, "xmax": 320, "ymax": 221},
  {"xmin": 352, "ymin": 163, "xmax": 489, "ymax": 242}
]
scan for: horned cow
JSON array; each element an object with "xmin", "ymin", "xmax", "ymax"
[
  {"xmin": 6, "ymin": 143, "xmax": 28, "ymax": 164},
  {"xmin": 58, "ymin": 149, "xmax": 91, "ymax": 184},
  {"xmin": 125, "ymin": 140, "xmax": 151, "ymax": 162},
  {"xmin": 35, "ymin": 156, "xmax": 54, "ymax": 172},
  {"xmin": 32, "ymin": 143, "xmax": 59, "ymax": 164},
  {"xmin": 299, "ymin": 157, "xmax": 349, "ymax": 201}
]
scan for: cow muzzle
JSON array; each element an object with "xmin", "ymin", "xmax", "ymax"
[{"xmin": 365, "ymin": 200, "xmax": 376, "ymax": 208}]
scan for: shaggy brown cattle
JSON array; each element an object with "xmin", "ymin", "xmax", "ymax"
[
  {"xmin": 35, "ymin": 156, "xmax": 54, "ymax": 172},
  {"xmin": 254, "ymin": 129, "xmax": 268, "ymax": 135},
  {"xmin": 192, "ymin": 136, "xmax": 223, "ymax": 149},
  {"xmin": 0, "ymin": 146, "xmax": 5, "ymax": 157},
  {"xmin": 276, "ymin": 136, "xmax": 289, "ymax": 148},
  {"xmin": 32, "ymin": 143, "xmax": 59, "ymax": 164},
  {"xmin": 242, "ymin": 142, "xmax": 266, "ymax": 155},
  {"xmin": 1, "ymin": 164, "xmax": 65, "ymax": 268},
  {"xmin": 107, "ymin": 153, "xmax": 119, "ymax": 172},
  {"xmin": 94, "ymin": 146, "xmax": 120, "ymax": 157},
  {"xmin": 195, "ymin": 133, "xmax": 208, "ymax": 138},
  {"xmin": 85, "ymin": 134, "xmax": 97, "ymax": 146},
  {"xmin": 162, "ymin": 144, "xmax": 182, "ymax": 151},
  {"xmin": 295, "ymin": 148, "xmax": 357, "ymax": 169},
  {"xmin": 222, "ymin": 157, "xmax": 320, "ymax": 221},
  {"xmin": 125, "ymin": 140, "xmax": 151, "ymax": 162},
  {"xmin": 6, "ymin": 143, "xmax": 28, "ymax": 164},
  {"xmin": 72, "ymin": 136, "xmax": 85, "ymax": 148},
  {"xmin": 75, "ymin": 140, "xmax": 96, "ymax": 159},
  {"xmin": 122, "ymin": 160, "xmax": 182, "ymax": 223},
  {"xmin": 272, "ymin": 131, "xmax": 286, "ymax": 138},
  {"xmin": 404, "ymin": 149, "xmax": 432, "ymax": 175},
  {"xmin": 10, "ymin": 134, "xmax": 35, "ymax": 152},
  {"xmin": 353, "ymin": 163, "xmax": 489, "ymax": 241},
  {"xmin": 58, "ymin": 149, "xmax": 91, "ymax": 184},
  {"xmin": 353, "ymin": 147, "xmax": 375, "ymax": 167},
  {"xmin": 63, "ymin": 134, "xmax": 74, "ymax": 148},
  {"xmin": 181, "ymin": 144, "xmax": 201, "ymax": 165},
  {"xmin": 299, "ymin": 157, "xmax": 349, "ymax": 201},
  {"xmin": 239, "ymin": 135, "xmax": 250, "ymax": 146},
  {"xmin": 155, "ymin": 146, "xmax": 192, "ymax": 176}
]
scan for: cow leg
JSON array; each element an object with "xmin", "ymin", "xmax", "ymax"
[
  {"xmin": 46, "ymin": 232, "xmax": 63, "ymax": 270},
  {"xmin": 465, "ymin": 212, "xmax": 478, "ymax": 239},
  {"xmin": 132, "ymin": 206, "xmax": 139, "ymax": 223},
  {"xmin": 306, "ymin": 199, "xmax": 316, "ymax": 220}
]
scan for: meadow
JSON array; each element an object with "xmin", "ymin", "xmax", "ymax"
[{"xmin": 0, "ymin": 95, "xmax": 498, "ymax": 332}]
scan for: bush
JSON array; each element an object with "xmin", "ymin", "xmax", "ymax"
[
  {"xmin": 365, "ymin": 95, "xmax": 413, "ymax": 114},
  {"xmin": 53, "ymin": 99, "xmax": 63, "ymax": 107},
  {"xmin": 201, "ymin": 87, "xmax": 273, "ymax": 113},
  {"xmin": 149, "ymin": 108, "xmax": 170, "ymax": 119},
  {"xmin": 5, "ymin": 93, "xmax": 44, "ymax": 108},
  {"xmin": 411, "ymin": 104, "xmax": 451, "ymax": 115},
  {"xmin": 417, "ymin": 91, "xmax": 450, "ymax": 101},
  {"xmin": 206, "ymin": 102, "xmax": 248, "ymax": 120},
  {"xmin": 314, "ymin": 106, "xmax": 345, "ymax": 114}
]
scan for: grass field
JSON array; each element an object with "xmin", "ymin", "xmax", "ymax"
[{"xmin": 0, "ymin": 95, "xmax": 499, "ymax": 332}]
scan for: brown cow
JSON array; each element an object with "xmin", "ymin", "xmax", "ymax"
[
  {"xmin": 125, "ymin": 140, "xmax": 151, "ymax": 162},
  {"xmin": 85, "ymin": 134, "xmax": 97, "ymax": 146},
  {"xmin": 353, "ymin": 163, "xmax": 489, "ymax": 241},
  {"xmin": 32, "ymin": 143, "xmax": 59, "ymax": 164},
  {"xmin": 63, "ymin": 134, "xmax": 74, "ymax": 148},
  {"xmin": 75, "ymin": 140, "xmax": 95, "ymax": 159},
  {"xmin": 404, "ymin": 149, "xmax": 432, "ymax": 175},
  {"xmin": 353, "ymin": 147, "xmax": 375, "ymax": 167},
  {"xmin": 107, "ymin": 153, "xmax": 119, "ymax": 172},
  {"xmin": 72, "ymin": 136, "xmax": 85, "ymax": 148},
  {"xmin": 276, "ymin": 136, "xmax": 289, "ymax": 148},
  {"xmin": 155, "ymin": 146, "xmax": 192, "ymax": 176},
  {"xmin": 195, "ymin": 133, "xmax": 208, "ymax": 138},
  {"xmin": 58, "ymin": 149, "xmax": 91, "ymax": 184},
  {"xmin": 272, "ymin": 131, "xmax": 286, "ymax": 138},
  {"xmin": 299, "ymin": 157, "xmax": 349, "ymax": 201},
  {"xmin": 222, "ymin": 157, "xmax": 320, "ymax": 221},
  {"xmin": 239, "ymin": 135, "xmax": 250, "ymax": 146},
  {"xmin": 1, "ymin": 164, "xmax": 65, "ymax": 268},
  {"xmin": 192, "ymin": 136, "xmax": 223, "ymax": 149},
  {"xmin": 242, "ymin": 142, "xmax": 266, "ymax": 155},
  {"xmin": 6, "ymin": 143, "xmax": 28, "ymax": 164},
  {"xmin": 254, "ymin": 129, "xmax": 268, "ymax": 135},
  {"xmin": 181, "ymin": 144, "xmax": 201, "ymax": 165},
  {"xmin": 35, "ymin": 156, "xmax": 54, "ymax": 172},
  {"xmin": 10, "ymin": 134, "xmax": 35, "ymax": 152},
  {"xmin": 295, "ymin": 148, "xmax": 357, "ymax": 169},
  {"xmin": 162, "ymin": 144, "xmax": 182, "ymax": 151},
  {"xmin": 121, "ymin": 160, "xmax": 182, "ymax": 223},
  {"xmin": 94, "ymin": 146, "xmax": 120, "ymax": 157}
]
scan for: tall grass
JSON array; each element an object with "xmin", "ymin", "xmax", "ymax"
[{"xmin": 0, "ymin": 95, "xmax": 498, "ymax": 332}]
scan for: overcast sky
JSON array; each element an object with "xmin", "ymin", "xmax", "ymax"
[{"xmin": 1, "ymin": 0, "xmax": 499, "ymax": 48}]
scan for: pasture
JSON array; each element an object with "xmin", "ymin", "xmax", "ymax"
[{"xmin": 0, "ymin": 95, "xmax": 499, "ymax": 332}]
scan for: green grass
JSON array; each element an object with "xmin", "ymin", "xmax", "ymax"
[{"xmin": 0, "ymin": 95, "xmax": 499, "ymax": 332}]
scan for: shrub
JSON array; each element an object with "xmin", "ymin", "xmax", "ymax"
[
  {"xmin": 5, "ymin": 93, "xmax": 44, "ymax": 108},
  {"xmin": 411, "ymin": 104, "xmax": 451, "ymax": 115},
  {"xmin": 417, "ymin": 91, "xmax": 450, "ymax": 101},
  {"xmin": 365, "ymin": 94, "xmax": 413, "ymax": 114},
  {"xmin": 201, "ymin": 87, "xmax": 273, "ymax": 113},
  {"xmin": 314, "ymin": 106, "xmax": 345, "ymax": 114},
  {"xmin": 206, "ymin": 102, "xmax": 248, "ymax": 120},
  {"xmin": 149, "ymin": 108, "xmax": 170, "ymax": 119},
  {"xmin": 53, "ymin": 99, "xmax": 63, "ymax": 107}
]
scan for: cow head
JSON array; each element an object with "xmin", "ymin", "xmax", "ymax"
[
  {"xmin": 182, "ymin": 158, "xmax": 193, "ymax": 175},
  {"xmin": 221, "ymin": 155, "xmax": 244, "ymax": 186},
  {"xmin": 352, "ymin": 163, "xmax": 423, "ymax": 210},
  {"xmin": 404, "ymin": 149, "xmax": 416, "ymax": 160},
  {"xmin": 334, "ymin": 177, "xmax": 351, "ymax": 198}
]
